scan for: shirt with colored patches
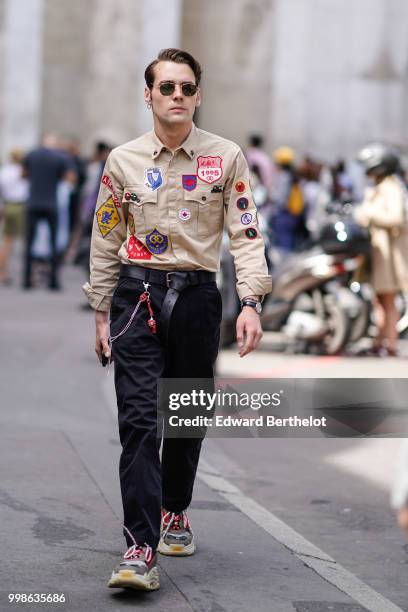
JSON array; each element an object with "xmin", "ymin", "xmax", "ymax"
[{"xmin": 83, "ymin": 124, "xmax": 272, "ymax": 311}]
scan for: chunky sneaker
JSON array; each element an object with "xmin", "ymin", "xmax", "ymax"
[
  {"xmin": 108, "ymin": 544, "xmax": 160, "ymax": 590},
  {"xmin": 158, "ymin": 509, "xmax": 195, "ymax": 556}
]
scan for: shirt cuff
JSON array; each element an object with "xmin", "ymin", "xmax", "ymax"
[
  {"xmin": 82, "ymin": 282, "xmax": 112, "ymax": 312},
  {"xmin": 236, "ymin": 276, "xmax": 272, "ymax": 301}
]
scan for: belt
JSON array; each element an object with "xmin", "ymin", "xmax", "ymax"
[{"xmin": 119, "ymin": 264, "xmax": 216, "ymax": 340}]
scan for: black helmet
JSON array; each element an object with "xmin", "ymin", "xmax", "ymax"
[{"xmin": 357, "ymin": 143, "xmax": 399, "ymax": 178}]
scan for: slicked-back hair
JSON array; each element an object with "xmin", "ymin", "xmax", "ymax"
[{"xmin": 145, "ymin": 48, "xmax": 202, "ymax": 89}]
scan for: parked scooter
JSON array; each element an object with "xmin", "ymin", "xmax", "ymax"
[{"xmin": 219, "ymin": 204, "xmax": 371, "ymax": 355}]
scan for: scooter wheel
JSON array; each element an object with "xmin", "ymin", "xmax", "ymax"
[{"xmin": 323, "ymin": 297, "xmax": 352, "ymax": 355}]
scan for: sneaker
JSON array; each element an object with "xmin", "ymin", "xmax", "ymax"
[
  {"xmin": 158, "ymin": 509, "xmax": 195, "ymax": 556},
  {"xmin": 108, "ymin": 544, "xmax": 160, "ymax": 591}
]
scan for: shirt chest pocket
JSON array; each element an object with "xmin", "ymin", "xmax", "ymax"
[
  {"xmin": 183, "ymin": 188, "xmax": 224, "ymax": 238},
  {"xmin": 122, "ymin": 185, "xmax": 158, "ymax": 237}
]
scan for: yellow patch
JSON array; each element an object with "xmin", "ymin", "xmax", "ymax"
[{"xmin": 96, "ymin": 197, "xmax": 120, "ymax": 237}]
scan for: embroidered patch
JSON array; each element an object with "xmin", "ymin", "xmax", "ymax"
[
  {"xmin": 96, "ymin": 196, "xmax": 120, "ymax": 238},
  {"xmin": 241, "ymin": 212, "xmax": 253, "ymax": 225},
  {"xmin": 178, "ymin": 208, "xmax": 191, "ymax": 222},
  {"xmin": 101, "ymin": 174, "xmax": 121, "ymax": 208},
  {"xmin": 211, "ymin": 184, "xmax": 224, "ymax": 193},
  {"xmin": 245, "ymin": 227, "xmax": 258, "ymax": 240},
  {"xmin": 128, "ymin": 213, "xmax": 135, "ymax": 235},
  {"xmin": 197, "ymin": 156, "xmax": 223, "ymax": 184},
  {"xmin": 146, "ymin": 228, "xmax": 168, "ymax": 254},
  {"xmin": 182, "ymin": 175, "xmax": 197, "ymax": 191},
  {"xmin": 236, "ymin": 197, "xmax": 249, "ymax": 210},
  {"xmin": 127, "ymin": 235, "xmax": 152, "ymax": 260},
  {"xmin": 235, "ymin": 181, "xmax": 246, "ymax": 193},
  {"xmin": 124, "ymin": 192, "xmax": 131, "ymax": 201},
  {"xmin": 144, "ymin": 167, "xmax": 163, "ymax": 191}
]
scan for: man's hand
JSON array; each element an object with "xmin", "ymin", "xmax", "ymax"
[
  {"xmin": 95, "ymin": 310, "xmax": 111, "ymax": 364},
  {"xmin": 236, "ymin": 306, "xmax": 263, "ymax": 357}
]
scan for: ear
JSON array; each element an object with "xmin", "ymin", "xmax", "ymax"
[
  {"xmin": 144, "ymin": 86, "xmax": 152, "ymax": 105},
  {"xmin": 195, "ymin": 87, "xmax": 202, "ymax": 108}
]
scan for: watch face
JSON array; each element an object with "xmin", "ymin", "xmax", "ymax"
[{"xmin": 255, "ymin": 302, "xmax": 262, "ymax": 314}]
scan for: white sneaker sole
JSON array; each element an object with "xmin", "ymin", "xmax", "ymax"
[
  {"xmin": 157, "ymin": 539, "xmax": 196, "ymax": 556},
  {"xmin": 108, "ymin": 567, "xmax": 160, "ymax": 591}
]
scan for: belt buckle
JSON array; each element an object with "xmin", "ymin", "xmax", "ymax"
[{"xmin": 166, "ymin": 272, "xmax": 174, "ymax": 288}]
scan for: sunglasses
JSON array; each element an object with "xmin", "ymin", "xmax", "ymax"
[{"xmin": 158, "ymin": 81, "xmax": 198, "ymax": 96}]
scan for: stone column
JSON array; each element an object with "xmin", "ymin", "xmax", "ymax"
[
  {"xmin": 137, "ymin": 0, "xmax": 183, "ymax": 134},
  {"xmin": 83, "ymin": 0, "xmax": 182, "ymax": 152},
  {"xmin": 0, "ymin": 0, "xmax": 44, "ymax": 161},
  {"xmin": 270, "ymin": 0, "xmax": 408, "ymax": 161},
  {"xmin": 40, "ymin": 0, "xmax": 95, "ymax": 141},
  {"xmin": 182, "ymin": 0, "xmax": 275, "ymax": 150}
]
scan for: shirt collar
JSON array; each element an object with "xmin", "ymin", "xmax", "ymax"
[{"xmin": 151, "ymin": 123, "xmax": 197, "ymax": 161}]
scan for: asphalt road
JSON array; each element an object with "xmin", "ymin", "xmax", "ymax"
[{"xmin": 1, "ymin": 264, "xmax": 407, "ymax": 612}]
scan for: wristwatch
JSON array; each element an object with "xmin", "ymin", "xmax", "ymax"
[{"xmin": 241, "ymin": 298, "xmax": 262, "ymax": 315}]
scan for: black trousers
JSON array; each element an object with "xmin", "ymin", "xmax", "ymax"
[
  {"xmin": 23, "ymin": 208, "xmax": 59, "ymax": 288},
  {"xmin": 110, "ymin": 275, "xmax": 222, "ymax": 549}
]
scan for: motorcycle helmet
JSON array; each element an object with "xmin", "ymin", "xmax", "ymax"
[
  {"xmin": 357, "ymin": 143, "xmax": 399, "ymax": 178},
  {"xmin": 274, "ymin": 146, "xmax": 295, "ymax": 166}
]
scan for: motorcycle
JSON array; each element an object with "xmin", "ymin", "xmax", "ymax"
[{"xmin": 219, "ymin": 204, "xmax": 371, "ymax": 355}]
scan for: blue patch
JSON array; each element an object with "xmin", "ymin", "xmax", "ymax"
[
  {"xmin": 144, "ymin": 167, "xmax": 163, "ymax": 191},
  {"xmin": 182, "ymin": 175, "xmax": 197, "ymax": 191},
  {"xmin": 146, "ymin": 228, "xmax": 168, "ymax": 254},
  {"xmin": 101, "ymin": 211, "xmax": 113, "ymax": 224}
]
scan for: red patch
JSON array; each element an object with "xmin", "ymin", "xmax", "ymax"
[
  {"xmin": 235, "ymin": 181, "xmax": 246, "ymax": 193},
  {"xmin": 197, "ymin": 156, "xmax": 223, "ymax": 184},
  {"xmin": 127, "ymin": 236, "xmax": 152, "ymax": 260},
  {"xmin": 102, "ymin": 174, "xmax": 121, "ymax": 208}
]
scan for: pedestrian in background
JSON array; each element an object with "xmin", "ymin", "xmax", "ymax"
[
  {"xmin": 65, "ymin": 138, "xmax": 86, "ymax": 237},
  {"xmin": 22, "ymin": 133, "xmax": 76, "ymax": 290},
  {"xmin": 0, "ymin": 149, "xmax": 28, "ymax": 284},
  {"xmin": 245, "ymin": 134, "xmax": 274, "ymax": 198},
  {"xmin": 270, "ymin": 146, "xmax": 308, "ymax": 251},
  {"xmin": 354, "ymin": 144, "xmax": 408, "ymax": 356}
]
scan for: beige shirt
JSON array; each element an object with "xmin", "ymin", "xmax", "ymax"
[{"xmin": 83, "ymin": 124, "xmax": 272, "ymax": 311}]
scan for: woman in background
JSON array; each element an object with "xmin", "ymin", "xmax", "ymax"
[{"xmin": 354, "ymin": 144, "xmax": 408, "ymax": 356}]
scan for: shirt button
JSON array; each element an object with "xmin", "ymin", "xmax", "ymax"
[
  {"xmin": 131, "ymin": 193, "xmax": 139, "ymax": 202},
  {"xmin": 202, "ymin": 196, "xmax": 207, "ymax": 201}
]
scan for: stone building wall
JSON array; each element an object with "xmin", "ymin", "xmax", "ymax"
[{"xmin": 1, "ymin": 0, "xmax": 408, "ymax": 162}]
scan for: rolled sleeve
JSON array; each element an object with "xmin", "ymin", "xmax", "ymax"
[{"xmin": 224, "ymin": 148, "xmax": 272, "ymax": 300}]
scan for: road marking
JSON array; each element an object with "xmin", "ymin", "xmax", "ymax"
[{"xmin": 198, "ymin": 458, "xmax": 403, "ymax": 612}]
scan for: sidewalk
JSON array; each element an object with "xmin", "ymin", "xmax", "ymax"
[{"xmin": 0, "ymin": 265, "xmax": 403, "ymax": 611}]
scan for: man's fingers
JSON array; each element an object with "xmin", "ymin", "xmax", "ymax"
[
  {"xmin": 101, "ymin": 337, "xmax": 111, "ymax": 358},
  {"xmin": 95, "ymin": 337, "xmax": 111, "ymax": 364},
  {"xmin": 236, "ymin": 319, "xmax": 245, "ymax": 348},
  {"xmin": 239, "ymin": 325, "xmax": 263, "ymax": 357},
  {"xmin": 240, "ymin": 328, "xmax": 257, "ymax": 357}
]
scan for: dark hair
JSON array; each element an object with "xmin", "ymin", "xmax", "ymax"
[
  {"xmin": 249, "ymin": 134, "xmax": 263, "ymax": 148},
  {"xmin": 145, "ymin": 48, "xmax": 202, "ymax": 89}
]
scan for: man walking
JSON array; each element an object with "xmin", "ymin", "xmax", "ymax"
[{"xmin": 83, "ymin": 48, "xmax": 271, "ymax": 591}]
